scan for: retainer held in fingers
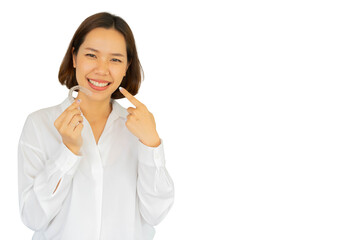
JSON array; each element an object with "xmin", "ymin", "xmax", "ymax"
[{"xmin": 68, "ymin": 85, "xmax": 93, "ymax": 103}]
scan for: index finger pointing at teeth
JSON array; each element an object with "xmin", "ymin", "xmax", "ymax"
[{"xmin": 120, "ymin": 87, "xmax": 142, "ymax": 107}]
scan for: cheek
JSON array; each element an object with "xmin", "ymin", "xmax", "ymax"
[
  {"xmin": 110, "ymin": 67, "xmax": 126, "ymax": 78},
  {"xmin": 80, "ymin": 61, "xmax": 96, "ymax": 73},
  {"xmin": 75, "ymin": 61, "xmax": 94, "ymax": 83}
]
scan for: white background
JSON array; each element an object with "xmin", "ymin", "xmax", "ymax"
[{"xmin": 1, "ymin": 0, "xmax": 360, "ymax": 239}]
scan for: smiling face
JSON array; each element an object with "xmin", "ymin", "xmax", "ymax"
[{"xmin": 72, "ymin": 27, "xmax": 129, "ymax": 102}]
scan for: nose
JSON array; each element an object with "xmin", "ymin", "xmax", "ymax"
[{"xmin": 94, "ymin": 59, "xmax": 109, "ymax": 75}]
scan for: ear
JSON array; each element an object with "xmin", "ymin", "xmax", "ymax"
[{"xmin": 72, "ymin": 47, "xmax": 76, "ymax": 68}]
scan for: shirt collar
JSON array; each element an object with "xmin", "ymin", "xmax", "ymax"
[{"xmin": 60, "ymin": 97, "xmax": 128, "ymax": 121}]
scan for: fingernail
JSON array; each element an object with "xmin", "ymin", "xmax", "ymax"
[{"xmin": 119, "ymin": 87, "xmax": 123, "ymax": 91}]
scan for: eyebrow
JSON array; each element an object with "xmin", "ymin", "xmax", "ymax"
[{"xmin": 85, "ymin": 47, "xmax": 125, "ymax": 57}]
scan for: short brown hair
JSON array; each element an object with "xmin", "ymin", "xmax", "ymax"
[{"xmin": 58, "ymin": 12, "xmax": 143, "ymax": 99}]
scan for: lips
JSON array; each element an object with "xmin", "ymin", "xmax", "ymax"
[
  {"xmin": 87, "ymin": 78, "xmax": 111, "ymax": 84},
  {"xmin": 87, "ymin": 78, "xmax": 112, "ymax": 90}
]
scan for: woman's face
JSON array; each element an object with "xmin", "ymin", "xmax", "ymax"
[{"xmin": 72, "ymin": 27, "xmax": 129, "ymax": 102}]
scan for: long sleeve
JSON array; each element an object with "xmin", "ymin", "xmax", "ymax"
[
  {"xmin": 18, "ymin": 115, "xmax": 82, "ymax": 231},
  {"xmin": 136, "ymin": 138, "xmax": 175, "ymax": 226}
]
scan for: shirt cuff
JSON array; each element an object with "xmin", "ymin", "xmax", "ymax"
[{"xmin": 138, "ymin": 138, "xmax": 165, "ymax": 168}]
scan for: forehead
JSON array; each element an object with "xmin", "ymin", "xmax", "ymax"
[{"xmin": 80, "ymin": 27, "xmax": 126, "ymax": 53}]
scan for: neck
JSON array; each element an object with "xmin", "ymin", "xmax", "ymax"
[{"xmin": 77, "ymin": 92, "xmax": 112, "ymax": 123}]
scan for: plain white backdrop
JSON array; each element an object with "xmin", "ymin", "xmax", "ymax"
[{"xmin": 1, "ymin": 0, "xmax": 360, "ymax": 239}]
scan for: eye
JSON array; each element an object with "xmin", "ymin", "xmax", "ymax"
[
  {"xmin": 111, "ymin": 58, "xmax": 122, "ymax": 63},
  {"xmin": 86, "ymin": 53, "xmax": 96, "ymax": 58}
]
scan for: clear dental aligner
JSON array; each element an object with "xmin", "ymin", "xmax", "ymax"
[{"xmin": 68, "ymin": 85, "xmax": 93, "ymax": 102}]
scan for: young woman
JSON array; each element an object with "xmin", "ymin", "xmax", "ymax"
[{"xmin": 18, "ymin": 12, "xmax": 174, "ymax": 240}]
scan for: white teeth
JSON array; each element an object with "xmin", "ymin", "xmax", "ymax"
[{"xmin": 88, "ymin": 79, "xmax": 109, "ymax": 87}]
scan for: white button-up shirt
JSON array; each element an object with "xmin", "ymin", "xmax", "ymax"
[{"xmin": 18, "ymin": 97, "xmax": 175, "ymax": 240}]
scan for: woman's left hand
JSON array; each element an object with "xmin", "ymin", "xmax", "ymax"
[{"xmin": 120, "ymin": 87, "xmax": 161, "ymax": 148}]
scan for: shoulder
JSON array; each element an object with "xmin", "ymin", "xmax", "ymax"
[
  {"xmin": 22, "ymin": 98, "xmax": 70, "ymax": 132},
  {"xmin": 28, "ymin": 99, "xmax": 67, "ymax": 123},
  {"xmin": 20, "ymin": 98, "xmax": 69, "ymax": 143}
]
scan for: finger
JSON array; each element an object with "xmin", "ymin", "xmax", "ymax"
[
  {"xmin": 56, "ymin": 99, "xmax": 81, "ymax": 125},
  {"xmin": 127, "ymin": 107, "xmax": 136, "ymax": 115},
  {"xmin": 59, "ymin": 108, "xmax": 82, "ymax": 131},
  {"xmin": 69, "ymin": 115, "xmax": 84, "ymax": 130},
  {"xmin": 66, "ymin": 98, "xmax": 81, "ymax": 111},
  {"xmin": 120, "ymin": 87, "xmax": 142, "ymax": 107},
  {"xmin": 74, "ymin": 122, "xmax": 84, "ymax": 135},
  {"xmin": 127, "ymin": 114, "xmax": 138, "ymax": 121}
]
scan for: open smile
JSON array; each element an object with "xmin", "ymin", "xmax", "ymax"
[{"xmin": 87, "ymin": 78, "xmax": 112, "ymax": 91}]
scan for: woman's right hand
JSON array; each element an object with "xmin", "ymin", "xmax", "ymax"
[{"xmin": 54, "ymin": 98, "xmax": 84, "ymax": 155}]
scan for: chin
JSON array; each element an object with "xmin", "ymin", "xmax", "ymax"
[{"xmin": 89, "ymin": 94, "xmax": 112, "ymax": 102}]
